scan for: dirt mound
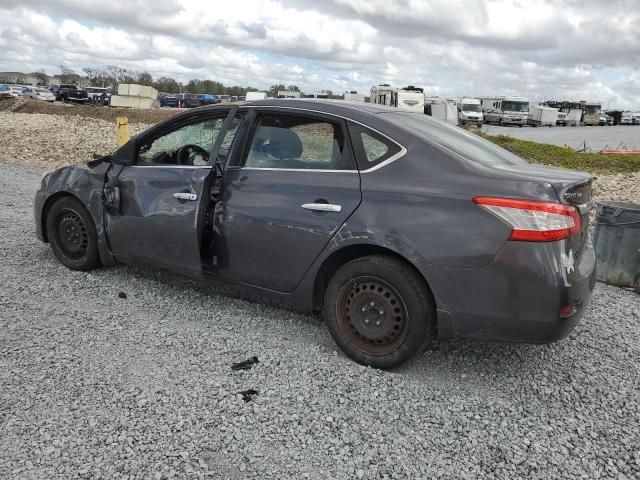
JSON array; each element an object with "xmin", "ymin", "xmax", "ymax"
[{"xmin": 0, "ymin": 96, "xmax": 178, "ymax": 124}]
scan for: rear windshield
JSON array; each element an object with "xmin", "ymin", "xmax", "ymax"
[{"xmin": 382, "ymin": 112, "xmax": 528, "ymax": 167}]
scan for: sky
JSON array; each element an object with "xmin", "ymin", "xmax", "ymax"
[{"xmin": 0, "ymin": 0, "xmax": 639, "ymax": 109}]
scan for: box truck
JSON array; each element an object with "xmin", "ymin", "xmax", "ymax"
[{"xmin": 528, "ymin": 105, "xmax": 558, "ymax": 127}]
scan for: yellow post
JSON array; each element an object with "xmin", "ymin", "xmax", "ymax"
[{"xmin": 116, "ymin": 117, "xmax": 130, "ymax": 146}]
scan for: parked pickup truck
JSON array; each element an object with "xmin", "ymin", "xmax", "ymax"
[{"xmin": 50, "ymin": 84, "xmax": 88, "ymax": 102}]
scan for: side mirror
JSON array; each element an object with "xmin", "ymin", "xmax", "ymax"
[{"xmin": 110, "ymin": 140, "xmax": 136, "ymax": 165}]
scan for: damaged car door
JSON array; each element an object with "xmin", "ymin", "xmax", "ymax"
[
  {"xmin": 213, "ymin": 109, "xmax": 362, "ymax": 292},
  {"xmin": 104, "ymin": 109, "xmax": 242, "ymax": 277}
]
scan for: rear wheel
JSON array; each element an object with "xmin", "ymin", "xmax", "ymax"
[
  {"xmin": 323, "ymin": 255, "xmax": 435, "ymax": 369},
  {"xmin": 46, "ymin": 196, "xmax": 100, "ymax": 271}
]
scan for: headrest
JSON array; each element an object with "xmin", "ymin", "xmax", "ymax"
[{"xmin": 257, "ymin": 126, "xmax": 303, "ymax": 159}]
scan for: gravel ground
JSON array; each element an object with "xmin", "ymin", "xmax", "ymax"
[
  {"xmin": 1, "ymin": 111, "xmax": 638, "ymax": 204},
  {"xmin": 1, "ymin": 163, "xmax": 639, "ymax": 479}
]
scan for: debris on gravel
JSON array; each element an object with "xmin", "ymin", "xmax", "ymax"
[{"xmin": 1, "ymin": 162, "xmax": 639, "ymax": 479}]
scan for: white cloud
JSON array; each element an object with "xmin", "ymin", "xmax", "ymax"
[{"xmin": 0, "ymin": 0, "xmax": 638, "ymax": 107}]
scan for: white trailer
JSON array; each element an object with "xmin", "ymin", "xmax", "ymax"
[
  {"xmin": 479, "ymin": 96, "xmax": 529, "ymax": 126},
  {"xmin": 370, "ymin": 84, "xmax": 424, "ymax": 112},
  {"xmin": 457, "ymin": 97, "xmax": 483, "ymax": 125},
  {"xmin": 344, "ymin": 91, "xmax": 366, "ymax": 102},
  {"xmin": 528, "ymin": 105, "xmax": 558, "ymax": 127},
  {"xmin": 246, "ymin": 91, "xmax": 267, "ymax": 101},
  {"xmin": 424, "ymin": 97, "xmax": 458, "ymax": 125},
  {"xmin": 277, "ymin": 91, "xmax": 300, "ymax": 98},
  {"xmin": 370, "ymin": 84, "xmax": 397, "ymax": 106}
]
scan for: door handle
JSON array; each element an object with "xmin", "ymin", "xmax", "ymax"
[
  {"xmin": 301, "ymin": 203, "xmax": 342, "ymax": 213},
  {"xmin": 173, "ymin": 192, "xmax": 198, "ymax": 201}
]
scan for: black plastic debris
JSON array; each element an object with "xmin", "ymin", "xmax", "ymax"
[
  {"xmin": 118, "ymin": 291, "xmax": 127, "ymax": 299},
  {"xmin": 238, "ymin": 389, "xmax": 259, "ymax": 402},
  {"xmin": 231, "ymin": 356, "xmax": 259, "ymax": 371}
]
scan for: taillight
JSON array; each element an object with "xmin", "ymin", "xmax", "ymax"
[{"xmin": 473, "ymin": 196, "xmax": 580, "ymax": 242}]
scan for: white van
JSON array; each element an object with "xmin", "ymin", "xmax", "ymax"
[{"xmin": 457, "ymin": 98, "xmax": 483, "ymax": 125}]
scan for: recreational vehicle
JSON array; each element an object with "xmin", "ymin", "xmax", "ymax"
[
  {"xmin": 424, "ymin": 97, "xmax": 458, "ymax": 125},
  {"xmin": 370, "ymin": 84, "xmax": 425, "ymax": 112},
  {"xmin": 277, "ymin": 91, "xmax": 301, "ymax": 98},
  {"xmin": 582, "ymin": 102, "xmax": 602, "ymax": 126},
  {"xmin": 457, "ymin": 97, "xmax": 483, "ymax": 125},
  {"xmin": 245, "ymin": 91, "xmax": 267, "ymax": 101},
  {"xmin": 344, "ymin": 91, "xmax": 366, "ymax": 102},
  {"xmin": 480, "ymin": 96, "xmax": 529, "ymax": 126}
]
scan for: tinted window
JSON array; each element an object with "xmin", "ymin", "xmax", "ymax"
[
  {"xmin": 383, "ymin": 112, "xmax": 527, "ymax": 167},
  {"xmin": 244, "ymin": 114, "xmax": 352, "ymax": 170},
  {"xmin": 347, "ymin": 122, "xmax": 401, "ymax": 170}
]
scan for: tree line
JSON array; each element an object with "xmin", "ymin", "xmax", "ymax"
[{"xmin": 57, "ymin": 65, "xmax": 300, "ymax": 96}]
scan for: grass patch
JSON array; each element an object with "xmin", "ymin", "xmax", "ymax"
[{"xmin": 482, "ymin": 133, "xmax": 640, "ymax": 174}]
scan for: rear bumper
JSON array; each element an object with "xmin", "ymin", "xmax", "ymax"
[{"xmin": 430, "ymin": 240, "xmax": 596, "ymax": 343}]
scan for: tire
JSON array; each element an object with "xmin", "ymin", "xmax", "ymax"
[
  {"xmin": 323, "ymin": 255, "xmax": 436, "ymax": 369},
  {"xmin": 46, "ymin": 196, "xmax": 100, "ymax": 271}
]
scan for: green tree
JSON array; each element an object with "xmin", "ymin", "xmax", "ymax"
[
  {"xmin": 138, "ymin": 71, "xmax": 154, "ymax": 86},
  {"xmin": 286, "ymin": 84, "xmax": 301, "ymax": 92},
  {"xmin": 268, "ymin": 83, "xmax": 286, "ymax": 97}
]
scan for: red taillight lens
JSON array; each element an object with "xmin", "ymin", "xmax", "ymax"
[{"xmin": 473, "ymin": 196, "xmax": 580, "ymax": 242}]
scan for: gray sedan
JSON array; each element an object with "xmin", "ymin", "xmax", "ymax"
[{"xmin": 34, "ymin": 100, "xmax": 595, "ymax": 368}]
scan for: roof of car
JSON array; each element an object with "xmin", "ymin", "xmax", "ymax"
[{"xmin": 247, "ymin": 98, "xmax": 397, "ymax": 116}]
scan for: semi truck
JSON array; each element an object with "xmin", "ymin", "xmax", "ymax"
[{"xmin": 479, "ymin": 96, "xmax": 529, "ymax": 126}]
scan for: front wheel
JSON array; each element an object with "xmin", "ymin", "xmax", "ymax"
[
  {"xmin": 323, "ymin": 255, "xmax": 436, "ymax": 369},
  {"xmin": 46, "ymin": 196, "xmax": 101, "ymax": 271}
]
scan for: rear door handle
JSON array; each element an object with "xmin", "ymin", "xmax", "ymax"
[
  {"xmin": 173, "ymin": 192, "xmax": 198, "ymax": 201},
  {"xmin": 301, "ymin": 203, "xmax": 342, "ymax": 213}
]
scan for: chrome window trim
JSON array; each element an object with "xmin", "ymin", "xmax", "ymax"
[
  {"xmin": 240, "ymin": 167, "xmax": 358, "ymax": 173},
  {"xmin": 241, "ymin": 105, "xmax": 407, "ymax": 173},
  {"xmin": 127, "ymin": 165, "xmax": 212, "ymax": 169}
]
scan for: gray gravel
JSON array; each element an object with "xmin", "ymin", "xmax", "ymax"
[{"xmin": 1, "ymin": 163, "xmax": 639, "ymax": 480}]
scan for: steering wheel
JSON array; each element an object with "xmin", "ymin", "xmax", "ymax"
[{"xmin": 176, "ymin": 144, "xmax": 209, "ymax": 166}]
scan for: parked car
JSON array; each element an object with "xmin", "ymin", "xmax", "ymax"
[
  {"xmin": 0, "ymin": 84, "xmax": 11, "ymax": 97},
  {"xmin": 175, "ymin": 93, "xmax": 201, "ymax": 108},
  {"xmin": 6, "ymin": 85, "xmax": 25, "ymax": 97},
  {"xmin": 34, "ymin": 100, "xmax": 595, "ymax": 369},
  {"xmin": 633, "ymin": 113, "xmax": 640, "ymax": 125},
  {"xmin": 50, "ymin": 84, "xmax": 88, "ymax": 102},
  {"xmin": 620, "ymin": 112, "xmax": 633, "ymax": 125},
  {"xmin": 20, "ymin": 86, "xmax": 56, "ymax": 102},
  {"xmin": 85, "ymin": 87, "xmax": 112, "ymax": 105},
  {"xmin": 195, "ymin": 93, "xmax": 220, "ymax": 105},
  {"xmin": 159, "ymin": 93, "xmax": 178, "ymax": 108}
]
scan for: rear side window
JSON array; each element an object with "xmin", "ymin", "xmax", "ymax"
[
  {"xmin": 243, "ymin": 113, "xmax": 353, "ymax": 170},
  {"xmin": 383, "ymin": 112, "xmax": 527, "ymax": 168},
  {"xmin": 348, "ymin": 122, "xmax": 402, "ymax": 170}
]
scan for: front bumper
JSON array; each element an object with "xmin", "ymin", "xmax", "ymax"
[{"xmin": 431, "ymin": 240, "xmax": 596, "ymax": 343}]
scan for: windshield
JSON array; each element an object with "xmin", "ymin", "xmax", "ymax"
[
  {"xmin": 461, "ymin": 104, "xmax": 481, "ymax": 112},
  {"xmin": 584, "ymin": 105, "xmax": 601, "ymax": 115},
  {"xmin": 502, "ymin": 101, "xmax": 528, "ymax": 113},
  {"xmin": 383, "ymin": 112, "xmax": 527, "ymax": 167}
]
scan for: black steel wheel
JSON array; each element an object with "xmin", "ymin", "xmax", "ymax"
[
  {"xmin": 323, "ymin": 255, "xmax": 436, "ymax": 369},
  {"xmin": 46, "ymin": 196, "xmax": 100, "ymax": 271},
  {"xmin": 336, "ymin": 276, "xmax": 409, "ymax": 356}
]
